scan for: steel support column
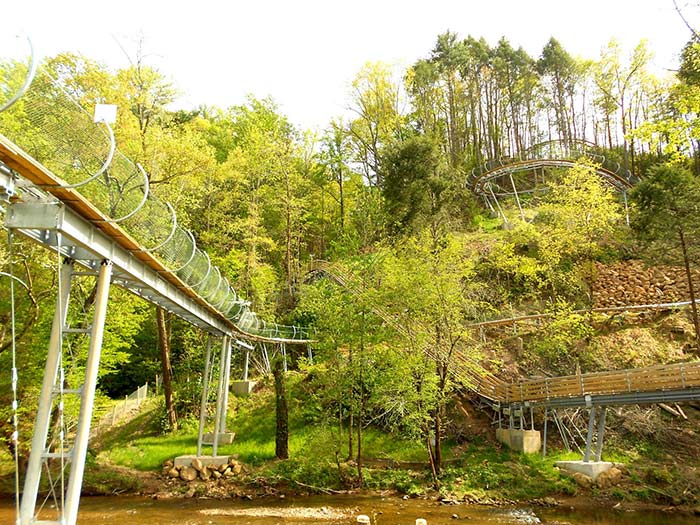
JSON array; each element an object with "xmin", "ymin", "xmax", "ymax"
[
  {"xmin": 64, "ymin": 260, "xmax": 113, "ymax": 525},
  {"xmin": 583, "ymin": 407, "xmax": 597, "ymax": 463},
  {"xmin": 595, "ymin": 406, "xmax": 607, "ymax": 462},
  {"xmin": 20, "ymin": 260, "xmax": 73, "ymax": 525},
  {"xmin": 219, "ymin": 336, "xmax": 232, "ymax": 434},
  {"xmin": 196, "ymin": 337, "xmax": 213, "ymax": 457},
  {"xmin": 243, "ymin": 348, "xmax": 250, "ymax": 382},
  {"xmin": 542, "ymin": 408, "xmax": 548, "ymax": 457},
  {"xmin": 211, "ymin": 337, "xmax": 227, "ymax": 457}
]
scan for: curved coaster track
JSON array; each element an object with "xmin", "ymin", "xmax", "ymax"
[{"xmin": 468, "ymin": 140, "xmax": 637, "ymax": 223}]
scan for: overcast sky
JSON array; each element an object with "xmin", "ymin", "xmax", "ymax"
[{"xmin": 5, "ymin": 0, "xmax": 698, "ymax": 130}]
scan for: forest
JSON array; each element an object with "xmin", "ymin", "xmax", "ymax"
[{"xmin": 1, "ymin": 20, "xmax": 700, "ymax": 505}]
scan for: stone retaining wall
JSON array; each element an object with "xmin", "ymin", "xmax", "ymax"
[{"xmin": 592, "ymin": 260, "xmax": 700, "ymax": 308}]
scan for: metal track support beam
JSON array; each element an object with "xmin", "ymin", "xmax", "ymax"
[
  {"xmin": 583, "ymin": 407, "xmax": 597, "ymax": 463},
  {"xmin": 196, "ymin": 337, "xmax": 214, "ymax": 457},
  {"xmin": 20, "ymin": 261, "xmax": 73, "ymax": 524},
  {"xmin": 595, "ymin": 407, "xmax": 607, "ymax": 462},
  {"xmin": 219, "ymin": 337, "xmax": 232, "ymax": 434},
  {"xmin": 64, "ymin": 260, "xmax": 112, "ymax": 525}
]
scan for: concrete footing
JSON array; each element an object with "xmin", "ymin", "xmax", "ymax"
[
  {"xmin": 231, "ymin": 380, "xmax": 257, "ymax": 396},
  {"xmin": 174, "ymin": 455, "xmax": 230, "ymax": 468},
  {"xmin": 202, "ymin": 432, "xmax": 235, "ymax": 445},
  {"xmin": 555, "ymin": 460, "xmax": 613, "ymax": 481},
  {"xmin": 496, "ymin": 428, "xmax": 541, "ymax": 454}
]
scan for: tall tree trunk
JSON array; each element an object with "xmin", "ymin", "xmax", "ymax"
[
  {"xmin": 156, "ymin": 307, "xmax": 177, "ymax": 431},
  {"xmin": 284, "ymin": 169, "xmax": 294, "ymax": 301},
  {"xmin": 273, "ymin": 357, "xmax": 289, "ymax": 459},
  {"xmin": 356, "ymin": 313, "xmax": 365, "ymax": 485},
  {"xmin": 679, "ymin": 227, "xmax": 700, "ymax": 348},
  {"xmin": 347, "ymin": 345, "xmax": 354, "ymax": 460}
]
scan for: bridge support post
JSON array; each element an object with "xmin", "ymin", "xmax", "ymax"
[
  {"xmin": 219, "ymin": 337, "xmax": 232, "ymax": 434},
  {"xmin": 583, "ymin": 406, "xmax": 597, "ymax": 462},
  {"xmin": 243, "ymin": 348, "xmax": 250, "ymax": 381},
  {"xmin": 212, "ymin": 337, "xmax": 227, "ymax": 456},
  {"xmin": 64, "ymin": 260, "xmax": 112, "ymax": 525},
  {"xmin": 595, "ymin": 406, "xmax": 607, "ymax": 462},
  {"xmin": 20, "ymin": 260, "xmax": 73, "ymax": 525},
  {"xmin": 542, "ymin": 408, "xmax": 548, "ymax": 457},
  {"xmin": 196, "ymin": 337, "xmax": 214, "ymax": 457}
]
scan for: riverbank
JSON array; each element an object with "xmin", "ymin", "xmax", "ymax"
[{"xmin": 2, "ymin": 492, "xmax": 699, "ymax": 525}]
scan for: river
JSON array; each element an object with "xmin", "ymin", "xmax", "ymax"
[{"xmin": 0, "ymin": 495, "xmax": 697, "ymax": 524}]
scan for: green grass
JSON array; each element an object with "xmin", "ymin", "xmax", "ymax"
[{"xmin": 99, "ymin": 386, "xmax": 434, "ymax": 478}]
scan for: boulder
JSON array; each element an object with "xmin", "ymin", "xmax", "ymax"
[
  {"xmin": 597, "ymin": 467, "xmax": 623, "ymax": 489},
  {"xmin": 191, "ymin": 458, "xmax": 203, "ymax": 472},
  {"xmin": 167, "ymin": 467, "xmax": 180, "ymax": 479},
  {"xmin": 179, "ymin": 466, "xmax": 198, "ymax": 482},
  {"xmin": 572, "ymin": 471, "xmax": 592, "ymax": 488}
]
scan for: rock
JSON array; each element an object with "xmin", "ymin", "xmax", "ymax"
[
  {"xmin": 232, "ymin": 463, "xmax": 242, "ymax": 475},
  {"xmin": 451, "ymin": 513, "xmax": 459, "ymax": 519},
  {"xmin": 597, "ymin": 467, "xmax": 623, "ymax": 489},
  {"xmin": 223, "ymin": 467, "xmax": 234, "ymax": 478},
  {"xmin": 572, "ymin": 472, "xmax": 592, "ymax": 488},
  {"xmin": 200, "ymin": 466, "xmax": 211, "ymax": 481},
  {"xmin": 219, "ymin": 463, "xmax": 229, "ymax": 473},
  {"xmin": 163, "ymin": 459, "xmax": 174, "ymax": 469},
  {"xmin": 212, "ymin": 470, "xmax": 222, "ymax": 479},
  {"xmin": 191, "ymin": 458, "xmax": 203, "ymax": 472},
  {"xmin": 179, "ymin": 466, "xmax": 198, "ymax": 482},
  {"xmin": 167, "ymin": 467, "xmax": 180, "ymax": 479}
]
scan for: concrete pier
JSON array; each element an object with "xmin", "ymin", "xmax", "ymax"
[
  {"xmin": 496, "ymin": 428, "xmax": 541, "ymax": 454},
  {"xmin": 231, "ymin": 380, "xmax": 257, "ymax": 396},
  {"xmin": 555, "ymin": 460, "xmax": 613, "ymax": 481}
]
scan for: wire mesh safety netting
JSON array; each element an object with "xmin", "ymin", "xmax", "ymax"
[{"xmin": 0, "ymin": 38, "xmax": 310, "ymax": 342}]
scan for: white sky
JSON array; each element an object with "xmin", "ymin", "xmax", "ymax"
[{"xmin": 6, "ymin": 0, "xmax": 698, "ymax": 130}]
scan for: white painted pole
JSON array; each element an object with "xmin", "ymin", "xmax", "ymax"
[
  {"xmin": 64, "ymin": 260, "xmax": 112, "ymax": 525},
  {"xmin": 243, "ymin": 349, "xmax": 249, "ymax": 382},
  {"xmin": 212, "ymin": 337, "xmax": 227, "ymax": 457},
  {"xmin": 20, "ymin": 261, "xmax": 73, "ymax": 525},
  {"xmin": 219, "ymin": 337, "xmax": 232, "ymax": 434},
  {"xmin": 197, "ymin": 337, "xmax": 213, "ymax": 457}
]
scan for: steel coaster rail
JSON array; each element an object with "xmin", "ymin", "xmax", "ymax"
[
  {"xmin": 0, "ymin": 33, "xmax": 37, "ymax": 113},
  {"xmin": 469, "ymin": 139, "xmax": 634, "ymax": 200}
]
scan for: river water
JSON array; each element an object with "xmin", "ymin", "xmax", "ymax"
[{"xmin": 0, "ymin": 495, "xmax": 697, "ymax": 524}]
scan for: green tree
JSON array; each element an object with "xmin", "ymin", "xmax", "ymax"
[
  {"xmin": 536, "ymin": 159, "xmax": 623, "ymax": 301},
  {"xmin": 348, "ymin": 62, "xmax": 405, "ymax": 187},
  {"xmin": 630, "ymin": 163, "xmax": 700, "ymax": 347}
]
